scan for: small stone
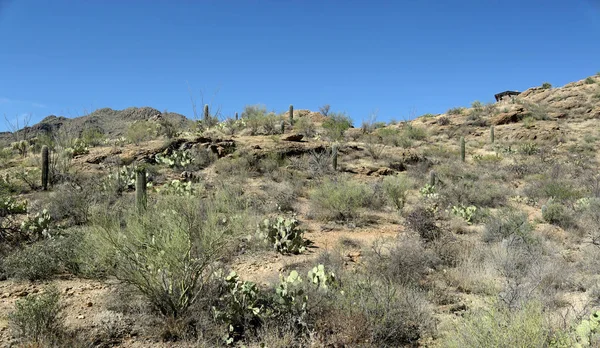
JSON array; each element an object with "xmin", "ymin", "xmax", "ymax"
[
  {"xmin": 77, "ymin": 315, "xmax": 85, "ymax": 320},
  {"xmin": 86, "ymin": 302, "xmax": 93, "ymax": 307}
]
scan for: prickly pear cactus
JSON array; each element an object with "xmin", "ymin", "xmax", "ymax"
[{"xmin": 256, "ymin": 216, "xmax": 308, "ymax": 254}]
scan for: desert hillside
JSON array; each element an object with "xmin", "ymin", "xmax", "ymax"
[{"xmin": 1, "ymin": 75, "xmax": 600, "ymax": 347}]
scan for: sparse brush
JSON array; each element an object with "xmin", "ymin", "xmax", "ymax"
[{"xmin": 8, "ymin": 285, "xmax": 64, "ymax": 345}]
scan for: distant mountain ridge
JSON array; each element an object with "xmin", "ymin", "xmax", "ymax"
[{"xmin": 0, "ymin": 107, "xmax": 191, "ymax": 143}]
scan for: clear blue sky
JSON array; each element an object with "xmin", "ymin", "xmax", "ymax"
[{"xmin": 1, "ymin": 0, "xmax": 599, "ymax": 130}]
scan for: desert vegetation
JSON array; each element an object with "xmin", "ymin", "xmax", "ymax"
[{"xmin": 1, "ymin": 75, "xmax": 600, "ymax": 346}]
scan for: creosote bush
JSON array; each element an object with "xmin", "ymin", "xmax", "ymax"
[
  {"xmin": 7, "ymin": 285, "xmax": 64, "ymax": 345},
  {"xmin": 309, "ymin": 176, "xmax": 380, "ymax": 222},
  {"xmin": 382, "ymin": 174, "xmax": 413, "ymax": 211},
  {"xmin": 443, "ymin": 300, "xmax": 556, "ymax": 347},
  {"xmin": 322, "ymin": 112, "xmax": 352, "ymax": 141},
  {"xmin": 483, "ymin": 208, "xmax": 532, "ymax": 243}
]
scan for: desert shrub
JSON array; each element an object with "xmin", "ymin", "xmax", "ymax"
[
  {"xmin": 309, "ymin": 176, "xmax": 375, "ymax": 221},
  {"xmin": 293, "ymin": 117, "xmax": 316, "ymax": 137},
  {"xmin": 382, "ymin": 174, "xmax": 413, "ymax": 211},
  {"xmin": 541, "ymin": 82, "xmax": 552, "ymax": 89},
  {"xmin": 578, "ymin": 199, "xmax": 600, "ymax": 246},
  {"xmin": 438, "ymin": 116, "xmax": 450, "ymax": 125},
  {"xmin": 523, "ymin": 169, "xmax": 581, "ymax": 202},
  {"xmin": 443, "ymin": 300, "xmax": 554, "ymax": 348},
  {"xmin": 81, "ymin": 127, "xmax": 105, "ymax": 147},
  {"xmin": 45, "ymin": 182, "xmax": 97, "ymax": 226},
  {"xmin": 85, "ymin": 195, "xmax": 248, "ymax": 318},
  {"xmin": 376, "ymin": 128, "xmax": 401, "ymax": 146},
  {"xmin": 585, "ymin": 77, "xmax": 595, "ymax": 84},
  {"xmin": 369, "ymin": 234, "xmax": 439, "ymax": 286},
  {"xmin": 440, "ymin": 177, "xmax": 508, "ymax": 208},
  {"xmin": 304, "ymin": 148, "xmax": 333, "ymax": 177},
  {"xmin": 483, "ymin": 208, "xmax": 533, "ymax": 243},
  {"xmin": 242, "ymin": 105, "xmax": 282, "ymax": 135},
  {"xmin": 157, "ymin": 117, "xmax": 180, "ymax": 139},
  {"xmin": 2, "ymin": 232, "xmax": 82, "ymax": 280},
  {"xmin": 126, "ymin": 121, "xmax": 157, "ymax": 145},
  {"xmin": 448, "ymin": 107, "xmax": 465, "ymax": 115},
  {"xmin": 542, "ymin": 199, "xmax": 576, "ymax": 229},
  {"xmin": 405, "ymin": 206, "xmax": 440, "ymax": 242},
  {"xmin": 322, "ymin": 112, "xmax": 352, "ymax": 141},
  {"xmin": 403, "ymin": 123, "xmax": 427, "ymax": 140},
  {"xmin": 7, "ymin": 285, "xmax": 64, "ymax": 345},
  {"xmin": 339, "ymin": 272, "xmax": 434, "ymax": 346}
]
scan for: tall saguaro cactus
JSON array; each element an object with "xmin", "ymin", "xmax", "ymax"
[
  {"xmin": 460, "ymin": 137, "xmax": 465, "ymax": 162},
  {"xmin": 235, "ymin": 112, "xmax": 239, "ymax": 121},
  {"xmin": 41, "ymin": 145, "xmax": 49, "ymax": 190},
  {"xmin": 429, "ymin": 170, "xmax": 436, "ymax": 187},
  {"xmin": 332, "ymin": 143, "xmax": 339, "ymax": 171},
  {"xmin": 136, "ymin": 167, "xmax": 147, "ymax": 213},
  {"xmin": 490, "ymin": 125, "xmax": 495, "ymax": 144},
  {"xmin": 289, "ymin": 104, "xmax": 294, "ymax": 125},
  {"xmin": 203, "ymin": 104, "xmax": 209, "ymax": 123}
]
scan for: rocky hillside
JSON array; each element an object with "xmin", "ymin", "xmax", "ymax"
[{"xmin": 0, "ymin": 73, "xmax": 600, "ymax": 347}]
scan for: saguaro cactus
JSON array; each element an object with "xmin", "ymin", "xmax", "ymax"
[
  {"xmin": 490, "ymin": 125, "xmax": 495, "ymax": 144},
  {"xmin": 332, "ymin": 143, "xmax": 339, "ymax": 171},
  {"xmin": 429, "ymin": 170, "xmax": 436, "ymax": 187},
  {"xmin": 136, "ymin": 167, "xmax": 147, "ymax": 213},
  {"xmin": 460, "ymin": 137, "xmax": 465, "ymax": 162},
  {"xmin": 280, "ymin": 120, "xmax": 285, "ymax": 134},
  {"xmin": 203, "ymin": 104, "xmax": 209, "ymax": 123},
  {"xmin": 289, "ymin": 104, "xmax": 294, "ymax": 125},
  {"xmin": 235, "ymin": 112, "xmax": 239, "ymax": 121},
  {"xmin": 41, "ymin": 145, "xmax": 49, "ymax": 190}
]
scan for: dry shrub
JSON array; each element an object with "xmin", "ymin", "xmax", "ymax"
[{"xmin": 405, "ymin": 206, "xmax": 440, "ymax": 242}]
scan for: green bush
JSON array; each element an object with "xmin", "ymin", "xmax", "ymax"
[
  {"xmin": 3, "ymin": 232, "xmax": 82, "ymax": 281},
  {"xmin": 403, "ymin": 124, "xmax": 427, "ymax": 140},
  {"xmin": 443, "ymin": 300, "xmax": 554, "ymax": 347},
  {"xmin": 293, "ymin": 117, "xmax": 316, "ymax": 137},
  {"xmin": 322, "ymin": 112, "xmax": 353, "ymax": 141},
  {"xmin": 448, "ymin": 107, "xmax": 465, "ymax": 115},
  {"xmin": 382, "ymin": 174, "xmax": 413, "ymax": 211},
  {"xmin": 309, "ymin": 176, "xmax": 375, "ymax": 221},
  {"xmin": 126, "ymin": 121, "xmax": 157, "ymax": 144},
  {"xmin": 7, "ymin": 285, "xmax": 64, "ymax": 345},
  {"xmin": 541, "ymin": 82, "xmax": 552, "ymax": 89},
  {"xmin": 86, "ymin": 195, "xmax": 247, "ymax": 318},
  {"xmin": 81, "ymin": 128, "xmax": 105, "ymax": 147},
  {"xmin": 483, "ymin": 208, "xmax": 533, "ymax": 243},
  {"xmin": 242, "ymin": 105, "xmax": 282, "ymax": 135},
  {"xmin": 542, "ymin": 199, "xmax": 576, "ymax": 229}
]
